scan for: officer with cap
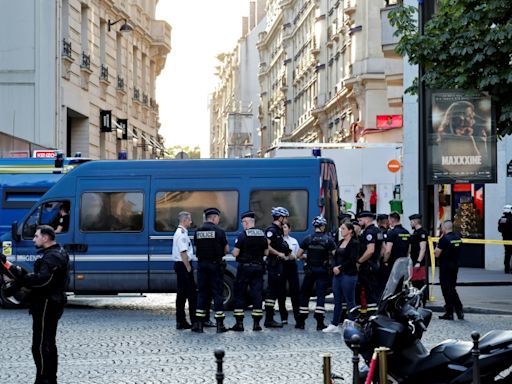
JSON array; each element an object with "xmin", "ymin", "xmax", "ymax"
[
  {"xmin": 191, "ymin": 207, "xmax": 229, "ymax": 333},
  {"xmin": 296, "ymin": 216, "xmax": 337, "ymax": 330},
  {"xmin": 409, "ymin": 213, "xmax": 429, "ymax": 295},
  {"xmin": 357, "ymin": 211, "xmax": 383, "ymax": 307},
  {"xmin": 264, "ymin": 206, "xmax": 291, "ymax": 328},
  {"xmin": 230, "ymin": 211, "xmax": 269, "ymax": 331},
  {"xmin": 498, "ymin": 205, "xmax": 512, "ymax": 273},
  {"xmin": 383, "ymin": 211, "xmax": 411, "ymax": 272}
]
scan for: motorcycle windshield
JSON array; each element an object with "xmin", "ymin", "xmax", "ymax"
[{"xmin": 381, "ymin": 257, "xmax": 412, "ymax": 301}]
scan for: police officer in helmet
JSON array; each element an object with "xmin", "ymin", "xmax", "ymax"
[
  {"xmin": 498, "ymin": 205, "xmax": 512, "ymax": 274},
  {"xmin": 191, "ymin": 208, "xmax": 229, "ymax": 333},
  {"xmin": 230, "ymin": 211, "xmax": 269, "ymax": 331},
  {"xmin": 296, "ymin": 216, "xmax": 336, "ymax": 330},
  {"xmin": 264, "ymin": 206, "xmax": 291, "ymax": 328},
  {"xmin": 1, "ymin": 225, "xmax": 69, "ymax": 384}
]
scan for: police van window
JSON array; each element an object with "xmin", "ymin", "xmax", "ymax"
[
  {"xmin": 250, "ymin": 190, "xmax": 308, "ymax": 231},
  {"xmin": 22, "ymin": 201, "xmax": 66, "ymax": 239},
  {"xmin": 155, "ymin": 190, "xmax": 239, "ymax": 232},
  {"xmin": 80, "ymin": 192, "xmax": 143, "ymax": 232}
]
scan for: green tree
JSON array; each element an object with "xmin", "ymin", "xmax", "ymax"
[
  {"xmin": 165, "ymin": 145, "xmax": 201, "ymax": 159},
  {"xmin": 389, "ymin": 0, "xmax": 512, "ymax": 135}
]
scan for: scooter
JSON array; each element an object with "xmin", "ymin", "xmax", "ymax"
[{"xmin": 343, "ymin": 258, "xmax": 512, "ymax": 384}]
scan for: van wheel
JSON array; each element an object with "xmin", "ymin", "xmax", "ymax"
[
  {"xmin": 0, "ymin": 280, "xmax": 25, "ymax": 309},
  {"xmin": 222, "ymin": 274, "xmax": 235, "ymax": 310}
]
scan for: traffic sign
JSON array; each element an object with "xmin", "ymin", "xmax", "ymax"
[{"xmin": 387, "ymin": 159, "xmax": 401, "ymax": 173}]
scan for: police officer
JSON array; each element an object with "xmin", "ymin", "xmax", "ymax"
[
  {"xmin": 1, "ymin": 225, "xmax": 69, "ymax": 384},
  {"xmin": 357, "ymin": 211, "xmax": 383, "ymax": 308},
  {"xmin": 383, "ymin": 212, "xmax": 411, "ymax": 272},
  {"xmin": 230, "ymin": 211, "xmax": 268, "ymax": 332},
  {"xmin": 409, "ymin": 213, "xmax": 429, "ymax": 295},
  {"xmin": 498, "ymin": 205, "xmax": 512, "ymax": 274},
  {"xmin": 296, "ymin": 216, "xmax": 336, "ymax": 330},
  {"xmin": 435, "ymin": 220, "xmax": 464, "ymax": 320},
  {"xmin": 376, "ymin": 214, "xmax": 390, "ymax": 293},
  {"xmin": 191, "ymin": 208, "xmax": 229, "ymax": 333},
  {"xmin": 264, "ymin": 206, "xmax": 291, "ymax": 328},
  {"xmin": 171, "ymin": 211, "xmax": 197, "ymax": 330}
]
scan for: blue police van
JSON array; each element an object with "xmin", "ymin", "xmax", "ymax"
[
  {"xmin": 0, "ymin": 156, "xmax": 90, "ymax": 237},
  {"xmin": 1, "ymin": 157, "xmax": 340, "ymax": 308}
]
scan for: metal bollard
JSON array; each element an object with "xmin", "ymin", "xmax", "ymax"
[
  {"xmin": 323, "ymin": 353, "xmax": 332, "ymax": 384},
  {"xmin": 376, "ymin": 347, "xmax": 390, "ymax": 384},
  {"xmin": 351, "ymin": 334, "xmax": 361, "ymax": 384},
  {"xmin": 471, "ymin": 332, "xmax": 481, "ymax": 384},
  {"xmin": 214, "ymin": 348, "xmax": 225, "ymax": 384}
]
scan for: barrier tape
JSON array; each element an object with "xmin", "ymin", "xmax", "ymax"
[{"xmin": 426, "ymin": 237, "xmax": 512, "ymax": 302}]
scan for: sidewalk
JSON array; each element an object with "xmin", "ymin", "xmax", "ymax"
[{"xmin": 426, "ymin": 268, "xmax": 512, "ymax": 315}]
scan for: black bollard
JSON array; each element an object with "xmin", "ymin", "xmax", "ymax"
[
  {"xmin": 471, "ymin": 332, "xmax": 481, "ymax": 384},
  {"xmin": 351, "ymin": 334, "xmax": 361, "ymax": 384},
  {"xmin": 214, "ymin": 348, "xmax": 225, "ymax": 384}
]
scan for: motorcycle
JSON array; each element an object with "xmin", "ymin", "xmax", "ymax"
[{"xmin": 342, "ymin": 257, "xmax": 512, "ymax": 384}]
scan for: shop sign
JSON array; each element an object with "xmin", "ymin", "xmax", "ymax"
[
  {"xmin": 428, "ymin": 90, "xmax": 496, "ymax": 184},
  {"xmin": 377, "ymin": 115, "xmax": 403, "ymax": 129},
  {"xmin": 100, "ymin": 110, "xmax": 112, "ymax": 132},
  {"xmin": 33, "ymin": 150, "xmax": 56, "ymax": 158}
]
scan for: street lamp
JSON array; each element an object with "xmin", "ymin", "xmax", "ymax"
[{"xmin": 108, "ymin": 18, "xmax": 133, "ymax": 32}]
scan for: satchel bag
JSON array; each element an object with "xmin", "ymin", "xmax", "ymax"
[{"xmin": 411, "ymin": 266, "xmax": 426, "ymax": 281}]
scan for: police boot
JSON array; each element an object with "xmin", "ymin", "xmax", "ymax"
[
  {"xmin": 294, "ymin": 315, "xmax": 305, "ymax": 330},
  {"xmin": 230, "ymin": 317, "xmax": 244, "ymax": 332},
  {"xmin": 264, "ymin": 308, "xmax": 283, "ymax": 328},
  {"xmin": 252, "ymin": 317, "xmax": 262, "ymax": 332},
  {"xmin": 216, "ymin": 318, "xmax": 228, "ymax": 333},
  {"xmin": 191, "ymin": 321, "xmax": 204, "ymax": 333},
  {"xmin": 314, "ymin": 313, "xmax": 327, "ymax": 331}
]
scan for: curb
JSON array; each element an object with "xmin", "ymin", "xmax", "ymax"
[{"xmin": 426, "ymin": 304, "xmax": 512, "ymax": 316}]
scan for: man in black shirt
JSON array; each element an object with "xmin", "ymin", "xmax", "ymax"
[
  {"xmin": 498, "ymin": 205, "xmax": 512, "ymax": 274},
  {"xmin": 435, "ymin": 220, "xmax": 463, "ymax": 320},
  {"xmin": 409, "ymin": 213, "xmax": 429, "ymax": 296},
  {"xmin": 383, "ymin": 212, "xmax": 411, "ymax": 268}
]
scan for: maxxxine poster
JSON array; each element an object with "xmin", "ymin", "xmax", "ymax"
[{"xmin": 428, "ymin": 91, "xmax": 496, "ymax": 184}]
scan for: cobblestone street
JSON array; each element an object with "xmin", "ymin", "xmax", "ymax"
[{"xmin": 1, "ymin": 295, "xmax": 511, "ymax": 384}]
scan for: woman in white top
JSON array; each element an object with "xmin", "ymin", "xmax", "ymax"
[{"xmin": 278, "ymin": 223, "xmax": 301, "ymax": 325}]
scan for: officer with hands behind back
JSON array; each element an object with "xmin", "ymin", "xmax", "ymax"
[
  {"xmin": 296, "ymin": 216, "xmax": 336, "ymax": 330},
  {"xmin": 264, "ymin": 206, "xmax": 291, "ymax": 328},
  {"xmin": 230, "ymin": 211, "xmax": 269, "ymax": 332},
  {"xmin": 2, "ymin": 225, "xmax": 69, "ymax": 384},
  {"xmin": 191, "ymin": 207, "xmax": 229, "ymax": 333}
]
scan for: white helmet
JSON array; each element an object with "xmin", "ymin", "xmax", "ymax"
[{"xmin": 503, "ymin": 205, "xmax": 512, "ymax": 214}]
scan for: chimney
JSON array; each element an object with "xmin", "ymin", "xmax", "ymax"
[
  {"xmin": 256, "ymin": 0, "xmax": 266, "ymax": 24},
  {"xmin": 242, "ymin": 16, "xmax": 248, "ymax": 37},
  {"xmin": 250, "ymin": 2, "xmax": 256, "ymax": 30}
]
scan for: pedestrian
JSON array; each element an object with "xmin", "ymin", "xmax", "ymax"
[
  {"xmin": 323, "ymin": 222, "xmax": 359, "ymax": 333},
  {"xmin": 409, "ymin": 213, "xmax": 429, "ymax": 296},
  {"xmin": 435, "ymin": 220, "xmax": 464, "ymax": 320},
  {"xmin": 264, "ymin": 207, "xmax": 291, "ymax": 328},
  {"xmin": 497, "ymin": 205, "xmax": 512, "ymax": 274},
  {"xmin": 278, "ymin": 222, "xmax": 300, "ymax": 325},
  {"xmin": 191, "ymin": 208, "xmax": 229, "ymax": 333},
  {"xmin": 369, "ymin": 189, "xmax": 377, "ymax": 214},
  {"xmin": 356, "ymin": 188, "xmax": 365, "ymax": 214},
  {"xmin": 229, "ymin": 211, "xmax": 268, "ymax": 332},
  {"xmin": 383, "ymin": 212, "xmax": 411, "ymax": 293},
  {"xmin": 1, "ymin": 225, "xmax": 69, "ymax": 384},
  {"xmin": 296, "ymin": 216, "xmax": 337, "ymax": 330},
  {"xmin": 171, "ymin": 211, "xmax": 197, "ymax": 330},
  {"xmin": 356, "ymin": 211, "xmax": 384, "ymax": 309},
  {"xmin": 53, "ymin": 202, "xmax": 70, "ymax": 233}
]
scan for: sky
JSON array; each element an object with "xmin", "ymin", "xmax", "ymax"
[{"xmin": 155, "ymin": 1, "xmax": 250, "ymax": 157}]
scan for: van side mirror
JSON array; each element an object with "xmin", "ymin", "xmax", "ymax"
[{"xmin": 11, "ymin": 221, "xmax": 20, "ymax": 242}]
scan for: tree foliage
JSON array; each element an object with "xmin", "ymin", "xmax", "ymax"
[
  {"xmin": 165, "ymin": 145, "xmax": 201, "ymax": 159},
  {"xmin": 389, "ymin": 0, "xmax": 512, "ymax": 135}
]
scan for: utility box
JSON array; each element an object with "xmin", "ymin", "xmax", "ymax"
[{"xmin": 389, "ymin": 199, "xmax": 403, "ymax": 214}]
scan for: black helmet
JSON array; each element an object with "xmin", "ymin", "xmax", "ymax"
[{"xmin": 343, "ymin": 322, "xmax": 368, "ymax": 350}]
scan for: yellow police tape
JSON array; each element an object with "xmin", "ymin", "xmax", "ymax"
[{"xmin": 426, "ymin": 237, "xmax": 512, "ymax": 302}]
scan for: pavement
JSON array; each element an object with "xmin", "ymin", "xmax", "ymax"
[{"xmin": 426, "ymin": 267, "xmax": 512, "ymax": 315}]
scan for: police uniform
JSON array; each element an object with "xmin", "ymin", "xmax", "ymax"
[
  {"xmin": 171, "ymin": 223, "xmax": 197, "ymax": 329},
  {"xmin": 278, "ymin": 234, "xmax": 300, "ymax": 324},
  {"xmin": 264, "ymin": 222, "xmax": 290, "ymax": 327},
  {"xmin": 437, "ymin": 231, "xmax": 463, "ymax": 318},
  {"xmin": 6, "ymin": 241, "xmax": 69, "ymax": 384},
  {"xmin": 297, "ymin": 229, "xmax": 336, "ymax": 330},
  {"xmin": 409, "ymin": 213, "xmax": 429, "ymax": 296},
  {"xmin": 385, "ymin": 223, "xmax": 411, "ymax": 267},
  {"xmin": 357, "ymin": 212, "xmax": 383, "ymax": 306},
  {"xmin": 231, "ymin": 211, "xmax": 268, "ymax": 331},
  {"xmin": 376, "ymin": 214, "xmax": 390, "ymax": 296},
  {"xmin": 192, "ymin": 208, "xmax": 228, "ymax": 333},
  {"xmin": 498, "ymin": 210, "xmax": 512, "ymax": 273}
]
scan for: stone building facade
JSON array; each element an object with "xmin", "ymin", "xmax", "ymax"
[{"xmin": 0, "ymin": 0, "xmax": 170, "ymax": 159}]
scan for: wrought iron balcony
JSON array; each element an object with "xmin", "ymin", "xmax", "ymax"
[
  {"xmin": 133, "ymin": 87, "xmax": 140, "ymax": 101},
  {"xmin": 62, "ymin": 39, "xmax": 72, "ymax": 59},
  {"xmin": 80, "ymin": 52, "xmax": 91, "ymax": 70},
  {"xmin": 100, "ymin": 64, "xmax": 109, "ymax": 81},
  {"xmin": 117, "ymin": 76, "xmax": 125, "ymax": 91}
]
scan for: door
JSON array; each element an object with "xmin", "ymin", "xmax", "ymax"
[{"xmin": 74, "ymin": 177, "xmax": 149, "ymax": 293}]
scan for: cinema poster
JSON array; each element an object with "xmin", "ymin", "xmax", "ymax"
[{"xmin": 428, "ymin": 91, "xmax": 496, "ymax": 184}]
